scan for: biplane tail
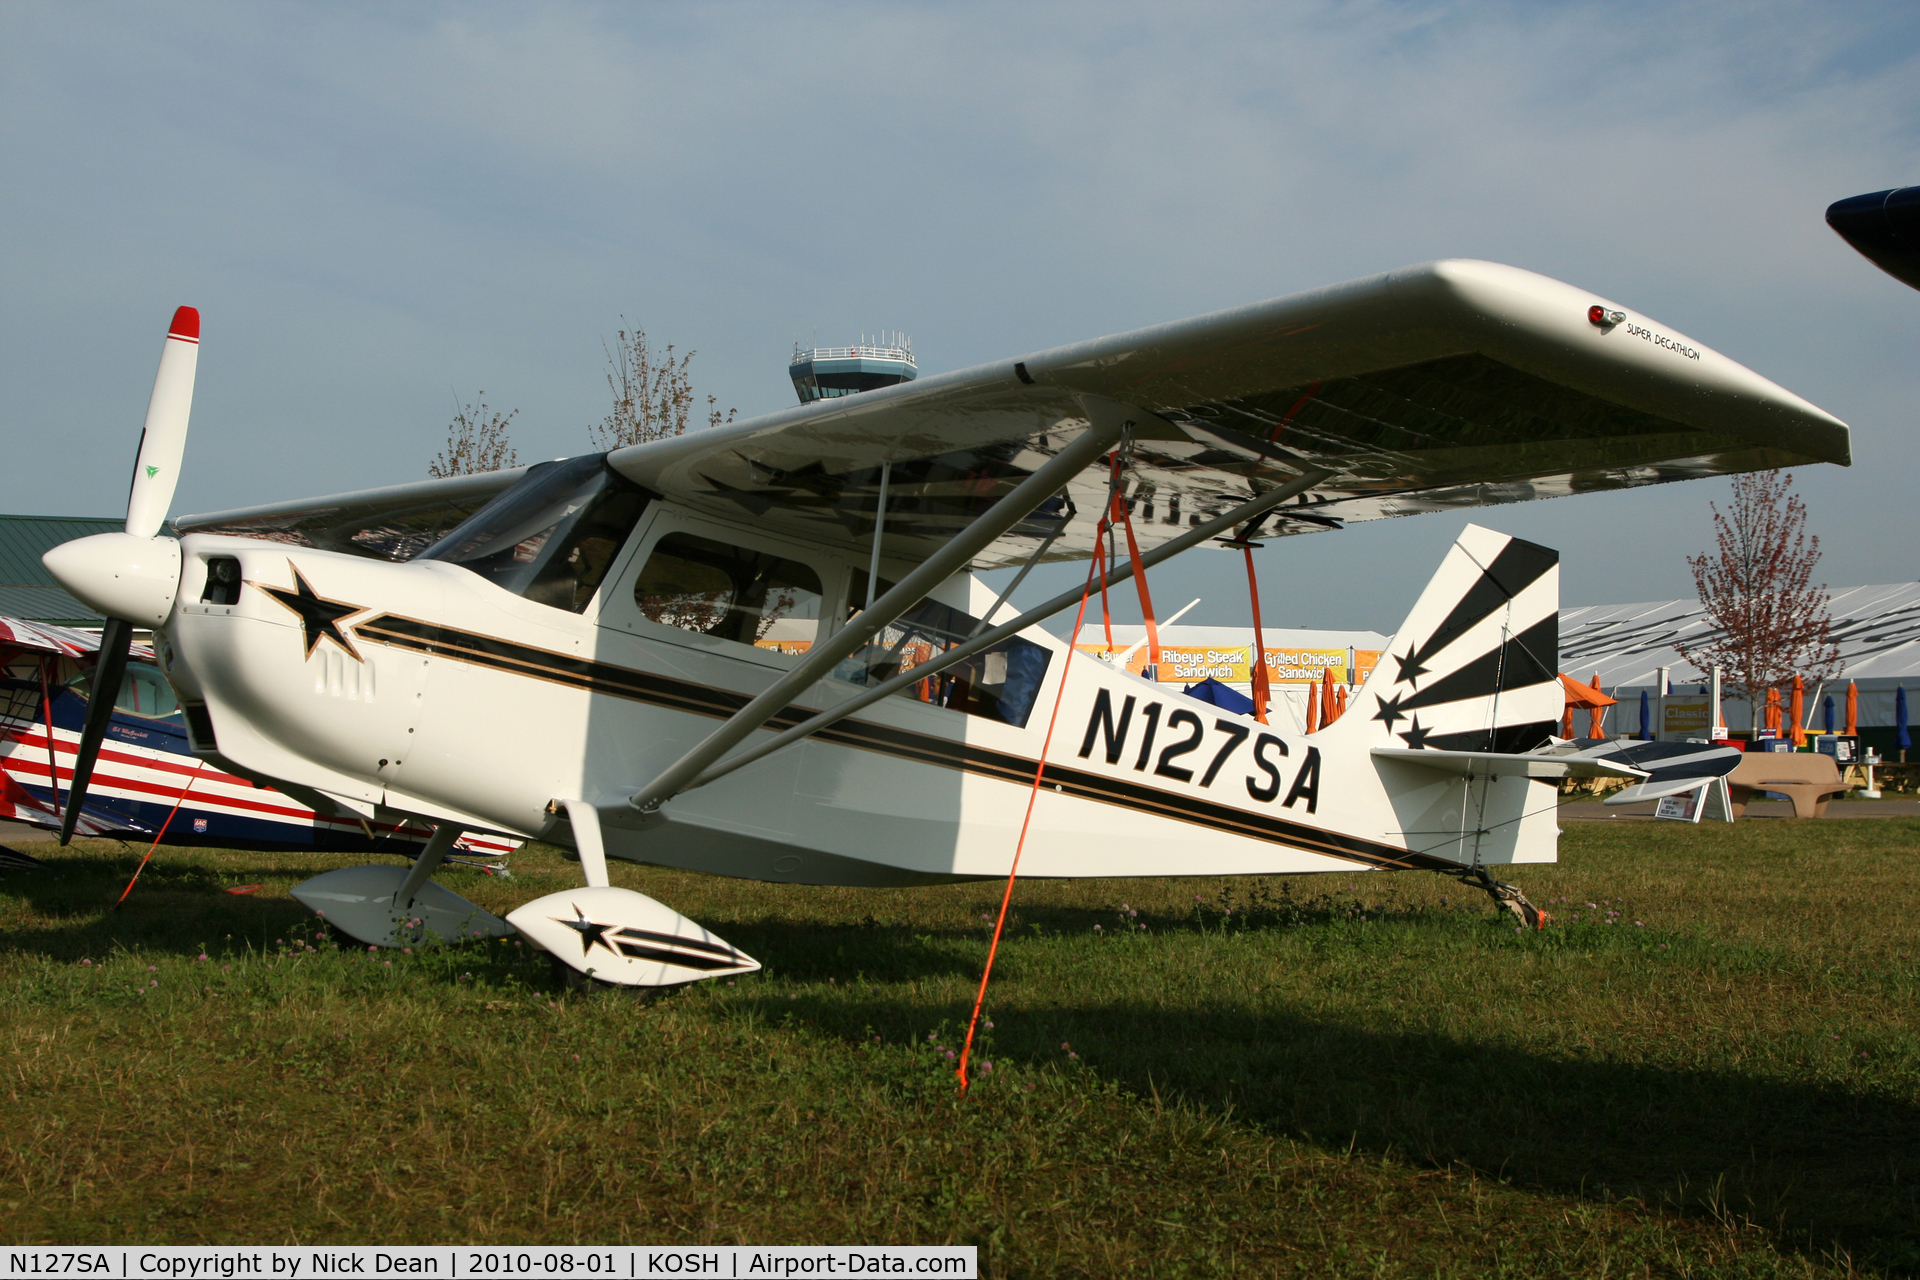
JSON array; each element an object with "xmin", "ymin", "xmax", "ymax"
[{"xmin": 1328, "ymin": 523, "xmax": 1563, "ymax": 755}]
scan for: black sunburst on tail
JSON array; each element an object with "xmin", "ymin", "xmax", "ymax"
[{"xmin": 1364, "ymin": 526, "xmax": 1561, "ymax": 754}]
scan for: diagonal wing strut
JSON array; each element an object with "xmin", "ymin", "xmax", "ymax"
[
  {"xmin": 676, "ymin": 467, "xmax": 1337, "ymax": 796},
  {"xmin": 621, "ymin": 404, "xmax": 1133, "ymax": 815}
]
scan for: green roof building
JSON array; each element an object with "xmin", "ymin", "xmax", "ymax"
[{"xmin": 0, "ymin": 514, "xmax": 126, "ymax": 625}]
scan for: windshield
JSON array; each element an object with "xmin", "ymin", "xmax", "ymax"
[
  {"xmin": 68, "ymin": 661, "xmax": 186, "ymax": 727},
  {"xmin": 417, "ymin": 455, "xmax": 651, "ymax": 612}
]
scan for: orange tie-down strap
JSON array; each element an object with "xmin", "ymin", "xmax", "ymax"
[{"xmin": 956, "ymin": 540, "xmax": 1104, "ymax": 1095}]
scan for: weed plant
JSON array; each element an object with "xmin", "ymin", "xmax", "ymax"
[{"xmin": 0, "ymin": 820, "xmax": 1916, "ymax": 1276}]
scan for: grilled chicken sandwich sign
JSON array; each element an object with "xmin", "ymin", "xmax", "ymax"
[
  {"xmin": 40, "ymin": 262, "xmax": 1848, "ymax": 986},
  {"xmin": 1078, "ymin": 645, "xmax": 1383, "ymax": 686}
]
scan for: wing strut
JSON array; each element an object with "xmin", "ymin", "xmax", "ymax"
[
  {"xmin": 622, "ymin": 413, "xmax": 1130, "ymax": 815},
  {"xmin": 678, "ymin": 466, "xmax": 1336, "ymax": 796}
]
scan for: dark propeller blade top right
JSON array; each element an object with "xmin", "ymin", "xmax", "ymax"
[{"xmin": 1827, "ymin": 187, "xmax": 1920, "ymax": 292}]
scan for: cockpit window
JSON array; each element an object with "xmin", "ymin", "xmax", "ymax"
[
  {"xmin": 838, "ymin": 589, "xmax": 1053, "ymax": 729},
  {"xmin": 417, "ymin": 455, "xmax": 651, "ymax": 613},
  {"xmin": 634, "ymin": 532, "xmax": 824, "ymax": 645},
  {"xmin": 68, "ymin": 661, "xmax": 185, "ymax": 727}
]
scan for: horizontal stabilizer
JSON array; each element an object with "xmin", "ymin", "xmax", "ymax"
[
  {"xmin": 1605, "ymin": 775, "xmax": 1725, "ymax": 805},
  {"xmin": 1372, "ymin": 747, "xmax": 1646, "ymax": 780}
]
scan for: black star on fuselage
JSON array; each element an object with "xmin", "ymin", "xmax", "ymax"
[
  {"xmin": 1399, "ymin": 717, "xmax": 1435, "ymax": 750},
  {"xmin": 253, "ymin": 565, "xmax": 367, "ymax": 661},
  {"xmin": 1372, "ymin": 691, "xmax": 1409, "ymax": 730},
  {"xmin": 1392, "ymin": 648, "xmax": 1430, "ymax": 687},
  {"xmin": 555, "ymin": 906, "xmax": 619, "ymax": 957}
]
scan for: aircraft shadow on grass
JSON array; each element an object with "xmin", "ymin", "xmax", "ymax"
[
  {"xmin": 721, "ymin": 928, "xmax": 1920, "ymax": 1276},
  {"xmin": 0, "ymin": 850, "xmax": 472, "ymax": 956},
  {"xmin": 7, "ymin": 867, "xmax": 1916, "ymax": 1270}
]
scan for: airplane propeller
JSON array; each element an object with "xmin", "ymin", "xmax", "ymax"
[{"xmin": 43, "ymin": 307, "xmax": 199, "ymax": 845}]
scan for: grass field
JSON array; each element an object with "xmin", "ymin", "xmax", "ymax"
[{"xmin": 1, "ymin": 819, "xmax": 1916, "ymax": 1277}]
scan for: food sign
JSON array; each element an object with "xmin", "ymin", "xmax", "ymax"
[
  {"xmin": 1074, "ymin": 645, "xmax": 1382, "ymax": 686},
  {"xmin": 1662, "ymin": 697, "xmax": 1710, "ymax": 736}
]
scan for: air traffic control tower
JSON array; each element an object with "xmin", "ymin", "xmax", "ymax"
[{"xmin": 789, "ymin": 335, "xmax": 916, "ymax": 404}]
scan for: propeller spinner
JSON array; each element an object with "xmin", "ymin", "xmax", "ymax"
[{"xmin": 41, "ymin": 306, "xmax": 199, "ymax": 844}]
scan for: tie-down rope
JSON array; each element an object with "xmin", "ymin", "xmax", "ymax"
[{"xmin": 957, "ymin": 452, "xmax": 1161, "ymax": 1093}]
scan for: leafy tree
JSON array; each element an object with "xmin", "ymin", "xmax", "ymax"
[
  {"xmin": 1677, "ymin": 471, "xmax": 1839, "ymax": 730},
  {"xmin": 428, "ymin": 394, "xmax": 520, "ymax": 477},
  {"xmin": 590, "ymin": 322, "xmax": 736, "ymax": 450}
]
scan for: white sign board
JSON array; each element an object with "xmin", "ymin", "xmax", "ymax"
[
  {"xmin": 1655, "ymin": 789, "xmax": 1702, "ymax": 822},
  {"xmin": 1654, "ymin": 777, "xmax": 1733, "ymax": 824}
]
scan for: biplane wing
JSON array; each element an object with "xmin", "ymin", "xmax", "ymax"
[{"xmin": 176, "ymin": 259, "xmax": 1849, "ymax": 572}]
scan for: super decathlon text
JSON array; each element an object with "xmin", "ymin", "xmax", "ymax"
[{"xmin": 1622, "ymin": 322, "xmax": 1701, "ymax": 359}]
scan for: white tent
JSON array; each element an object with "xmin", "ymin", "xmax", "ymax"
[{"xmin": 1559, "ymin": 583, "xmax": 1920, "ymax": 743}]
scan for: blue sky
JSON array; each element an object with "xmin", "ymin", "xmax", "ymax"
[{"xmin": 3, "ymin": 2, "xmax": 1916, "ymax": 631}]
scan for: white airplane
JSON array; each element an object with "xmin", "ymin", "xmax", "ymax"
[{"xmin": 41, "ymin": 261, "xmax": 1849, "ymax": 985}]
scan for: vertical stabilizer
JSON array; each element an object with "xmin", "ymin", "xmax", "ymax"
[{"xmin": 1329, "ymin": 524, "xmax": 1561, "ymax": 755}]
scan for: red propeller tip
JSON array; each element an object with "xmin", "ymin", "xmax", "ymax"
[{"xmin": 168, "ymin": 306, "xmax": 200, "ymax": 340}]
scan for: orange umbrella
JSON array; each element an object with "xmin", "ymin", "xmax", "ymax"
[
  {"xmin": 1559, "ymin": 673, "xmax": 1615, "ymax": 739},
  {"xmin": 1589, "ymin": 671, "xmax": 1608, "ymax": 737},
  {"xmin": 1846, "ymin": 680, "xmax": 1858, "ymax": 736},
  {"xmin": 1789, "ymin": 674, "xmax": 1805, "ymax": 747},
  {"xmin": 1305, "ymin": 686, "xmax": 1319, "ymax": 733},
  {"xmin": 1765, "ymin": 687, "xmax": 1782, "ymax": 733},
  {"xmin": 1334, "ymin": 684, "xmax": 1347, "ymax": 723},
  {"xmin": 1320, "ymin": 667, "xmax": 1336, "ymax": 729}
]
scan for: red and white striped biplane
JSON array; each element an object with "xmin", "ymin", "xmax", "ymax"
[{"xmin": 1, "ymin": 615, "xmax": 514, "ymax": 857}]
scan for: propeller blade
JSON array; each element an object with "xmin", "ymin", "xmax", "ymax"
[
  {"xmin": 124, "ymin": 307, "xmax": 199, "ymax": 538},
  {"xmin": 58, "ymin": 617, "xmax": 135, "ymax": 846}
]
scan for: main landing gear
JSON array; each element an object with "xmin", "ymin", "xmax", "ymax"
[
  {"xmin": 288, "ymin": 806, "xmax": 761, "ymax": 988},
  {"xmin": 290, "ymin": 824, "xmax": 513, "ymax": 948}
]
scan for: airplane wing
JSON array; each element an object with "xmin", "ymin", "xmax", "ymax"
[
  {"xmin": 175, "ymin": 468, "xmax": 527, "ymax": 561},
  {"xmin": 176, "ymin": 259, "xmax": 1848, "ymax": 571}
]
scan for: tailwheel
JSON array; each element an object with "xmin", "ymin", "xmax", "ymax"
[{"xmin": 1451, "ymin": 865, "xmax": 1551, "ymax": 930}]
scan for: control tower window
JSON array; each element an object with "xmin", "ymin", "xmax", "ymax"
[
  {"xmin": 418, "ymin": 455, "xmax": 651, "ymax": 613},
  {"xmin": 789, "ymin": 338, "xmax": 918, "ymax": 404}
]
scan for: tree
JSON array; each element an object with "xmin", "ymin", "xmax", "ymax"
[
  {"xmin": 428, "ymin": 394, "xmax": 520, "ymax": 477},
  {"xmin": 1677, "ymin": 470, "xmax": 1839, "ymax": 729},
  {"xmin": 589, "ymin": 322, "xmax": 736, "ymax": 451}
]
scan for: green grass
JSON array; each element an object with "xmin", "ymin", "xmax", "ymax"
[{"xmin": 1, "ymin": 820, "xmax": 1917, "ymax": 1277}]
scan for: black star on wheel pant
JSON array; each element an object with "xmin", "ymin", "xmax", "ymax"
[
  {"xmin": 252, "ymin": 563, "xmax": 368, "ymax": 661},
  {"xmin": 556, "ymin": 906, "xmax": 618, "ymax": 957}
]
